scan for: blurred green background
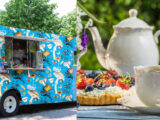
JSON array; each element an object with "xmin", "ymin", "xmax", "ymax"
[{"xmin": 79, "ymin": 0, "xmax": 160, "ymax": 70}]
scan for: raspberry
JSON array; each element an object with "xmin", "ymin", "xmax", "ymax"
[
  {"xmin": 123, "ymin": 83, "xmax": 130, "ymax": 90},
  {"xmin": 116, "ymin": 79, "xmax": 123, "ymax": 88},
  {"xmin": 108, "ymin": 70, "xmax": 118, "ymax": 75}
]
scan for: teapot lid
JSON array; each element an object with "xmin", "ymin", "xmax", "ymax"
[{"xmin": 113, "ymin": 9, "xmax": 153, "ymax": 29}]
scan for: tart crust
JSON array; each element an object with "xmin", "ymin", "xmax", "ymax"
[{"xmin": 77, "ymin": 94, "xmax": 122, "ymax": 105}]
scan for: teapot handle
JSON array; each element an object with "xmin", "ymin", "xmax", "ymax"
[{"xmin": 154, "ymin": 30, "xmax": 160, "ymax": 44}]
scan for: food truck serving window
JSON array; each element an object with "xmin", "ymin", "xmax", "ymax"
[{"xmin": 5, "ymin": 37, "xmax": 43, "ymax": 69}]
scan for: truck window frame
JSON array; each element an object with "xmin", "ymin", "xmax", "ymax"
[{"xmin": 4, "ymin": 36, "xmax": 43, "ymax": 69}]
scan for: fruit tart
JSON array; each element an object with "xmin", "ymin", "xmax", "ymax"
[{"xmin": 76, "ymin": 70, "xmax": 135, "ymax": 105}]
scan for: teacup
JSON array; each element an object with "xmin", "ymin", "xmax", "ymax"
[{"xmin": 134, "ymin": 65, "xmax": 160, "ymax": 107}]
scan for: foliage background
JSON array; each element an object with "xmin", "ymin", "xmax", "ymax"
[
  {"xmin": 0, "ymin": 0, "xmax": 76, "ymax": 37},
  {"xmin": 79, "ymin": 0, "xmax": 160, "ymax": 70}
]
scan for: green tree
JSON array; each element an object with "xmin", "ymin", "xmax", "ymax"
[
  {"xmin": 0, "ymin": 0, "xmax": 60, "ymax": 34},
  {"xmin": 59, "ymin": 9, "xmax": 77, "ymax": 37}
]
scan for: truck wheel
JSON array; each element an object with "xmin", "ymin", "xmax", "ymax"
[{"xmin": 0, "ymin": 91, "xmax": 20, "ymax": 117}]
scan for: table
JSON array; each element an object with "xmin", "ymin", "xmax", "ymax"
[{"xmin": 77, "ymin": 105, "xmax": 160, "ymax": 120}]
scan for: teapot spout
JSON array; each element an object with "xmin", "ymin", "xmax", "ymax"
[{"xmin": 88, "ymin": 27, "xmax": 107, "ymax": 69}]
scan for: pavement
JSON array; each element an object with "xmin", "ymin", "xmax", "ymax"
[{"xmin": 0, "ymin": 102, "xmax": 77, "ymax": 120}]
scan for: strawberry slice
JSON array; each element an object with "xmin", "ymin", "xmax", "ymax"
[
  {"xmin": 103, "ymin": 80, "xmax": 108, "ymax": 84},
  {"xmin": 85, "ymin": 78, "xmax": 94, "ymax": 84},
  {"xmin": 108, "ymin": 78, "xmax": 116, "ymax": 85},
  {"xmin": 96, "ymin": 80, "xmax": 102, "ymax": 85},
  {"xmin": 77, "ymin": 78, "xmax": 88, "ymax": 89},
  {"xmin": 116, "ymin": 78, "xmax": 123, "ymax": 88},
  {"xmin": 116, "ymin": 78, "xmax": 130, "ymax": 90}
]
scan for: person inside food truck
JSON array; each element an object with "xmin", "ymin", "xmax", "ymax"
[{"xmin": 13, "ymin": 42, "xmax": 26, "ymax": 66}]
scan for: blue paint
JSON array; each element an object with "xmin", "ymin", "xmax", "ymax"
[{"xmin": 0, "ymin": 25, "xmax": 77, "ymax": 105}]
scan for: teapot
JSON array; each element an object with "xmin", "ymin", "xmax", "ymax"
[{"xmin": 89, "ymin": 9, "xmax": 160, "ymax": 75}]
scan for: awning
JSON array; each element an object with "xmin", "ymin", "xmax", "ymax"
[{"xmin": 0, "ymin": 35, "xmax": 47, "ymax": 42}]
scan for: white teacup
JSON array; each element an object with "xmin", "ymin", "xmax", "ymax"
[{"xmin": 134, "ymin": 65, "xmax": 160, "ymax": 107}]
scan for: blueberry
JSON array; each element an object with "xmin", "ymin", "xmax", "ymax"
[
  {"xmin": 86, "ymin": 74, "xmax": 94, "ymax": 78},
  {"xmin": 131, "ymin": 78, "xmax": 135, "ymax": 84},
  {"xmin": 95, "ymin": 73, "xmax": 99, "ymax": 77},
  {"xmin": 92, "ymin": 76, "xmax": 96, "ymax": 79},
  {"xmin": 97, "ymin": 87, "xmax": 105, "ymax": 90},
  {"xmin": 129, "ymin": 84, "xmax": 133, "ymax": 87},
  {"xmin": 85, "ymin": 84, "xmax": 94, "ymax": 92},
  {"xmin": 87, "ymin": 74, "xmax": 91, "ymax": 77},
  {"xmin": 112, "ymin": 75, "xmax": 118, "ymax": 80},
  {"xmin": 86, "ymin": 74, "xmax": 89, "ymax": 77},
  {"xmin": 92, "ymin": 71, "xmax": 99, "ymax": 78},
  {"xmin": 87, "ymin": 75, "xmax": 90, "ymax": 78},
  {"xmin": 89, "ymin": 74, "xmax": 94, "ymax": 78},
  {"xmin": 90, "ymin": 75, "xmax": 94, "ymax": 78},
  {"xmin": 103, "ymin": 84, "xmax": 109, "ymax": 88},
  {"xmin": 105, "ymin": 84, "xmax": 109, "ymax": 87},
  {"xmin": 110, "ymin": 83, "xmax": 116, "ymax": 87},
  {"xmin": 92, "ymin": 71, "xmax": 97, "ymax": 75},
  {"xmin": 93, "ymin": 84, "xmax": 98, "ymax": 88}
]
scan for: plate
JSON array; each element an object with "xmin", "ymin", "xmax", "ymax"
[{"xmin": 117, "ymin": 94, "xmax": 160, "ymax": 114}]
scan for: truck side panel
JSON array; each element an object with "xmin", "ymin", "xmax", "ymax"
[{"xmin": 0, "ymin": 25, "xmax": 77, "ymax": 105}]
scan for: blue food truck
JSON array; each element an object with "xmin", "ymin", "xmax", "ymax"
[{"xmin": 0, "ymin": 25, "xmax": 77, "ymax": 116}]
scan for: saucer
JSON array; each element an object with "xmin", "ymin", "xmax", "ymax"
[
  {"xmin": 117, "ymin": 94, "xmax": 160, "ymax": 114},
  {"xmin": 126, "ymin": 106, "xmax": 160, "ymax": 114}
]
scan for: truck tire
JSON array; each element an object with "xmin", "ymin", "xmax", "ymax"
[{"xmin": 0, "ymin": 91, "xmax": 20, "ymax": 117}]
